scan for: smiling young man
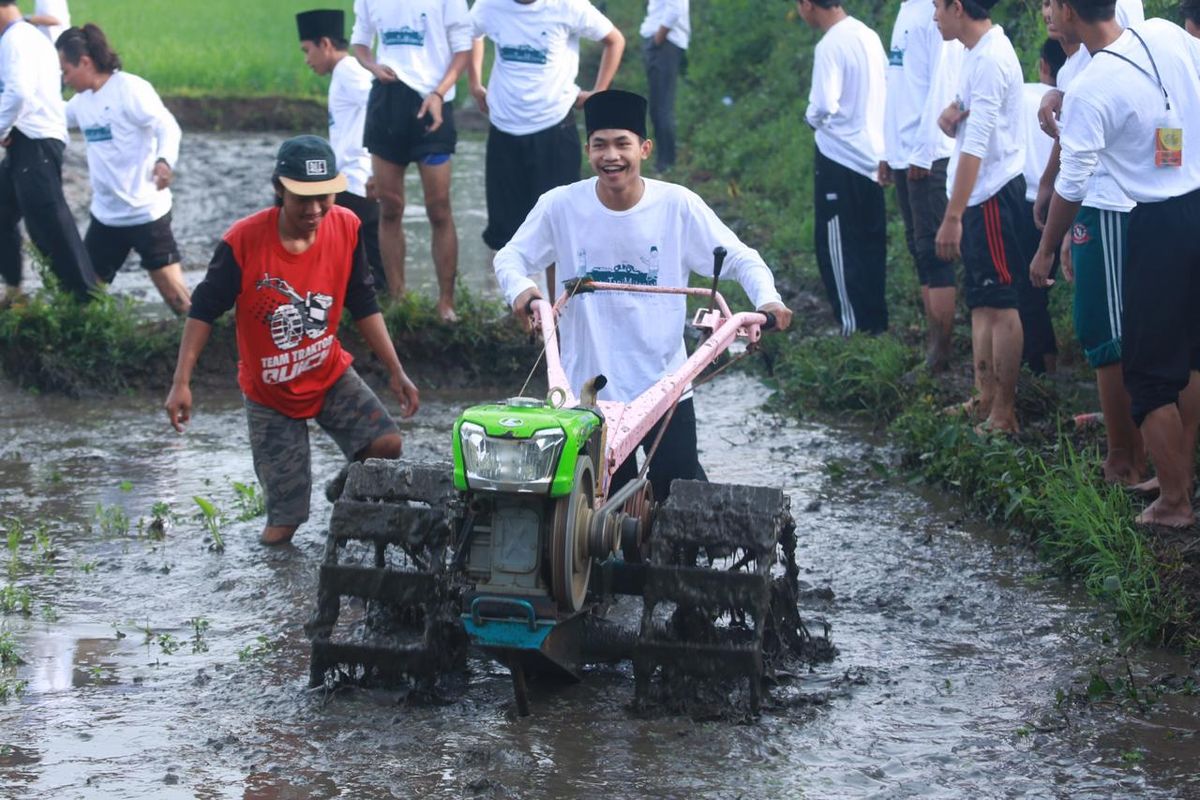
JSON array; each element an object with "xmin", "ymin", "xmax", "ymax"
[
  {"xmin": 492, "ymin": 90, "xmax": 792, "ymax": 500},
  {"xmin": 296, "ymin": 8, "xmax": 386, "ymax": 296},
  {"xmin": 1030, "ymin": 0, "xmax": 1200, "ymax": 527},
  {"xmin": 933, "ymin": 0, "xmax": 1027, "ymax": 434},
  {"xmin": 165, "ymin": 136, "xmax": 420, "ymax": 546}
]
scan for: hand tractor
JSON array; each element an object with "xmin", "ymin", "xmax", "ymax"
[{"xmin": 306, "ymin": 250, "xmax": 824, "ymax": 715}]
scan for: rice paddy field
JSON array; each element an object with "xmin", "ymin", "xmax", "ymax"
[{"xmin": 60, "ymin": 0, "xmax": 358, "ymax": 98}]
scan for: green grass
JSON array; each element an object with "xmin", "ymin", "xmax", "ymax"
[{"xmin": 68, "ymin": 0, "xmax": 357, "ymax": 98}]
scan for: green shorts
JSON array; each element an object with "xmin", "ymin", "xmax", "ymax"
[
  {"xmin": 245, "ymin": 366, "xmax": 399, "ymax": 527},
  {"xmin": 1071, "ymin": 206, "xmax": 1129, "ymax": 368}
]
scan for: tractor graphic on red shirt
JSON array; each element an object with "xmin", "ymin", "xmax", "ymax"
[{"xmin": 256, "ymin": 274, "xmax": 333, "ymax": 351}]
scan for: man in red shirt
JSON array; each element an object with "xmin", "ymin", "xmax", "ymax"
[{"xmin": 164, "ymin": 135, "xmax": 420, "ymax": 546}]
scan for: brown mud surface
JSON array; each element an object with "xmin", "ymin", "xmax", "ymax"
[{"xmin": 1, "ymin": 374, "xmax": 1198, "ymax": 798}]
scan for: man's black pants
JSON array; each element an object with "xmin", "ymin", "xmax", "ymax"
[
  {"xmin": 610, "ymin": 397, "xmax": 706, "ymax": 502},
  {"xmin": 0, "ymin": 129, "xmax": 97, "ymax": 300},
  {"xmin": 643, "ymin": 37, "xmax": 683, "ymax": 172},
  {"xmin": 336, "ymin": 190, "xmax": 386, "ymax": 294},
  {"xmin": 814, "ymin": 147, "xmax": 888, "ymax": 335}
]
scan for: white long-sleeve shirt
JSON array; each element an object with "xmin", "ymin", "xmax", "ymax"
[
  {"xmin": 806, "ymin": 16, "xmax": 887, "ymax": 181},
  {"xmin": 329, "ymin": 56, "xmax": 373, "ymax": 198},
  {"xmin": 1022, "ymin": 82, "xmax": 1056, "ymax": 204},
  {"xmin": 65, "ymin": 71, "xmax": 181, "ymax": 227},
  {"xmin": 0, "ymin": 19, "xmax": 67, "ymax": 143},
  {"xmin": 351, "ymin": 0, "xmax": 473, "ymax": 100},
  {"xmin": 884, "ymin": 0, "xmax": 957, "ymax": 169},
  {"xmin": 494, "ymin": 178, "xmax": 782, "ymax": 403},
  {"xmin": 946, "ymin": 25, "xmax": 1025, "ymax": 207},
  {"xmin": 471, "ymin": 0, "xmax": 613, "ymax": 136},
  {"xmin": 1057, "ymin": 20, "xmax": 1200, "ymax": 206},
  {"xmin": 639, "ymin": 0, "xmax": 689, "ymax": 50}
]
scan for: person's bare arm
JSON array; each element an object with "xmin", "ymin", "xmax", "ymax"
[
  {"xmin": 468, "ymin": 38, "xmax": 488, "ymax": 115},
  {"xmin": 1030, "ymin": 192, "xmax": 1082, "ymax": 288},
  {"xmin": 24, "ymin": 13, "xmax": 62, "ymax": 26},
  {"xmin": 355, "ymin": 312, "xmax": 419, "ymax": 418},
  {"xmin": 417, "ymin": 50, "xmax": 472, "ymax": 132},
  {"xmin": 165, "ymin": 319, "xmax": 213, "ymax": 432},
  {"xmin": 354, "ymin": 43, "xmax": 397, "ymax": 82},
  {"xmin": 577, "ymin": 28, "xmax": 625, "ymax": 108}
]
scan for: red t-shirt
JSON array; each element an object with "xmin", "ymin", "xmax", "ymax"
[{"xmin": 189, "ymin": 205, "xmax": 380, "ymax": 418}]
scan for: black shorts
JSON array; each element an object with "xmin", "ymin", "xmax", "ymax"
[
  {"xmin": 84, "ymin": 211, "xmax": 181, "ymax": 283},
  {"xmin": 1123, "ymin": 187, "xmax": 1200, "ymax": 425},
  {"xmin": 363, "ymin": 79, "xmax": 456, "ymax": 167},
  {"xmin": 961, "ymin": 176, "xmax": 1029, "ymax": 310},
  {"xmin": 483, "ymin": 113, "xmax": 581, "ymax": 251}
]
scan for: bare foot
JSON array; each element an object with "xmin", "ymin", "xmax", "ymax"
[
  {"xmin": 943, "ymin": 396, "xmax": 989, "ymax": 421},
  {"xmin": 1127, "ymin": 476, "xmax": 1160, "ymax": 496},
  {"xmin": 437, "ymin": 304, "xmax": 459, "ymax": 323},
  {"xmin": 1135, "ymin": 496, "xmax": 1195, "ymax": 528},
  {"xmin": 1103, "ymin": 462, "xmax": 1149, "ymax": 488},
  {"xmin": 975, "ymin": 415, "xmax": 1020, "ymax": 436}
]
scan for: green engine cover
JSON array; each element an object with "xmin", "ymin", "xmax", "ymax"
[{"xmin": 452, "ymin": 398, "xmax": 602, "ymax": 497}]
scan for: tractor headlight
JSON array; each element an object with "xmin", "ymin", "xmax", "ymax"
[{"xmin": 459, "ymin": 422, "xmax": 565, "ymax": 492}]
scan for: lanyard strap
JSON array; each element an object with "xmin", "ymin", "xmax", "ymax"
[{"xmin": 1098, "ymin": 29, "xmax": 1171, "ymax": 111}]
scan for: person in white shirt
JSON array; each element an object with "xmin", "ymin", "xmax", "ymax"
[
  {"xmin": 468, "ymin": 0, "xmax": 624, "ymax": 264},
  {"xmin": 883, "ymin": 0, "xmax": 963, "ymax": 370},
  {"xmin": 1031, "ymin": 2, "xmax": 1200, "ymax": 527},
  {"xmin": 57, "ymin": 24, "xmax": 188, "ymax": 315},
  {"xmin": 933, "ymin": 0, "xmax": 1027, "ymax": 434},
  {"xmin": 351, "ymin": 0, "xmax": 472, "ymax": 321},
  {"xmin": 639, "ymin": 0, "xmax": 688, "ymax": 172},
  {"xmin": 1016, "ymin": 36, "xmax": 1067, "ymax": 376},
  {"xmin": 1032, "ymin": 0, "xmax": 1146, "ymax": 486},
  {"xmin": 0, "ymin": 0, "xmax": 96, "ymax": 306},
  {"xmin": 493, "ymin": 90, "xmax": 792, "ymax": 500},
  {"xmin": 799, "ymin": 0, "xmax": 888, "ymax": 336},
  {"xmin": 26, "ymin": 0, "xmax": 67, "ymax": 44},
  {"xmin": 296, "ymin": 9, "xmax": 386, "ymax": 297}
]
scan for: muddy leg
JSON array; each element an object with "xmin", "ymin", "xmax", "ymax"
[
  {"xmin": 1096, "ymin": 363, "xmax": 1146, "ymax": 484},
  {"xmin": 373, "ymin": 155, "xmax": 408, "ymax": 301}
]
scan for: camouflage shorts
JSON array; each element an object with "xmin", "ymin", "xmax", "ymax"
[{"xmin": 244, "ymin": 366, "xmax": 399, "ymax": 527}]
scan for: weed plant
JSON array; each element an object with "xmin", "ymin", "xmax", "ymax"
[
  {"xmin": 231, "ymin": 482, "xmax": 266, "ymax": 521},
  {"xmin": 193, "ymin": 497, "xmax": 225, "ymax": 553}
]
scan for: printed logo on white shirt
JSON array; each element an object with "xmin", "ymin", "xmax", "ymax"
[
  {"xmin": 889, "ymin": 46, "xmax": 904, "ymax": 67},
  {"xmin": 579, "ymin": 245, "xmax": 661, "ymax": 286},
  {"xmin": 382, "ymin": 15, "xmax": 426, "ymax": 47},
  {"xmin": 499, "ymin": 42, "xmax": 549, "ymax": 65},
  {"xmin": 83, "ymin": 124, "xmax": 113, "ymax": 143}
]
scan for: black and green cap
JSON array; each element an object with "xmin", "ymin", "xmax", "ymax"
[{"xmin": 273, "ymin": 134, "xmax": 347, "ymax": 196}]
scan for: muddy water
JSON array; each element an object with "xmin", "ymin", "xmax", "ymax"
[
  {"xmin": 1, "ymin": 373, "xmax": 1198, "ymax": 799},
  {"xmin": 45, "ymin": 132, "xmax": 494, "ymax": 307}
]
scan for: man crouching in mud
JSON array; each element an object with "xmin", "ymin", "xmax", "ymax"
[
  {"xmin": 494, "ymin": 90, "xmax": 792, "ymax": 502},
  {"xmin": 164, "ymin": 135, "xmax": 419, "ymax": 546}
]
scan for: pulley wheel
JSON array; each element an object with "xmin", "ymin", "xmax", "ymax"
[{"xmin": 550, "ymin": 457, "xmax": 594, "ymax": 613}]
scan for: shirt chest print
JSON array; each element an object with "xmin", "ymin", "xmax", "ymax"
[
  {"xmin": 382, "ymin": 13, "xmax": 427, "ymax": 47},
  {"xmin": 578, "ymin": 245, "xmax": 661, "ymax": 286},
  {"xmin": 498, "ymin": 30, "xmax": 550, "ymax": 65},
  {"xmin": 253, "ymin": 273, "xmax": 332, "ymax": 350}
]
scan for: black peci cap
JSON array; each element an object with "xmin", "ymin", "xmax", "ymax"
[
  {"xmin": 583, "ymin": 90, "xmax": 648, "ymax": 139},
  {"xmin": 296, "ymin": 9, "xmax": 345, "ymax": 43},
  {"xmin": 274, "ymin": 135, "xmax": 347, "ymax": 195}
]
